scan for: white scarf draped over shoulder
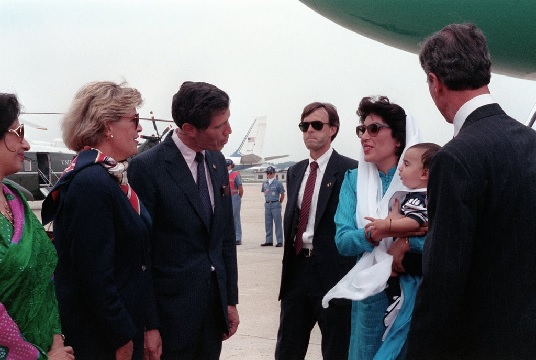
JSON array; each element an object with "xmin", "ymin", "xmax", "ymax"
[{"xmin": 322, "ymin": 112, "xmax": 421, "ymax": 307}]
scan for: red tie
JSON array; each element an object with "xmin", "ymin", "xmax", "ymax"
[{"xmin": 295, "ymin": 161, "xmax": 318, "ymax": 255}]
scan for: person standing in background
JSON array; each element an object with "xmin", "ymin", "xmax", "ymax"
[
  {"xmin": 275, "ymin": 102, "xmax": 358, "ymax": 359},
  {"xmin": 226, "ymin": 158, "xmax": 243, "ymax": 245},
  {"xmin": 261, "ymin": 166, "xmax": 285, "ymax": 247}
]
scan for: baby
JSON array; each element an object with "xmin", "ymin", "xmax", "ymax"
[{"xmin": 365, "ymin": 142, "xmax": 441, "ymax": 304}]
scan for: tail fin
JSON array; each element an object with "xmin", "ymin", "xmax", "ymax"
[{"xmin": 231, "ymin": 116, "xmax": 267, "ymax": 159}]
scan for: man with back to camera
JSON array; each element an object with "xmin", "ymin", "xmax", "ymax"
[
  {"xmin": 261, "ymin": 166, "xmax": 285, "ymax": 247},
  {"xmin": 128, "ymin": 81, "xmax": 239, "ymax": 360},
  {"xmin": 275, "ymin": 102, "xmax": 358, "ymax": 359},
  {"xmin": 226, "ymin": 158, "xmax": 243, "ymax": 245},
  {"xmin": 405, "ymin": 23, "xmax": 536, "ymax": 359}
]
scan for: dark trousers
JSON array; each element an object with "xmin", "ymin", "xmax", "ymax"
[
  {"xmin": 275, "ymin": 256, "xmax": 351, "ymax": 360},
  {"xmin": 161, "ymin": 273, "xmax": 224, "ymax": 360}
]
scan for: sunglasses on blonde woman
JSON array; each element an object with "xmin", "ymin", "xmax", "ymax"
[
  {"xmin": 122, "ymin": 113, "xmax": 140, "ymax": 128},
  {"xmin": 8, "ymin": 124, "xmax": 25, "ymax": 142},
  {"xmin": 356, "ymin": 123, "xmax": 390, "ymax": 138}
]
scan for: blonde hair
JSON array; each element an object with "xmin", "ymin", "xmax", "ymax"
[{"xmin": 62, "ymin": 81, "xmax": 143, "ymax": 151}]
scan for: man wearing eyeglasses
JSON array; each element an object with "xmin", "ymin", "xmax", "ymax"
[{"xmin": 275, "ymin": 102, "xmax": 358, "ymax": 359}]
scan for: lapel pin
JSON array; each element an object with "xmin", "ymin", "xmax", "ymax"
[
  {"xmin": 213, "ymin": 164, "xmax": 217, "ymax": 169},
  {"xmin": 326, "ymin": 182, "xmax": 333, "ymax": 188}
]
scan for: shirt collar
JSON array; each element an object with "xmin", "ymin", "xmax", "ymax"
[
  {"xmin": 172, "ymin": 128, "xmax": 204, "ymax": 167},
  {"xmin": 309, "ymin": 146, "xmax": 333, "ymax": 173},
  {"xmin": 453, "ymin": 94, "xmax": 495, "ymax": 137}
]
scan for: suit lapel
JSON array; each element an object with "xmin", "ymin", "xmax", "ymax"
[
  {"xmin": 205, "ymin": 151, "xmax": 221, "ymax": 227},
  {"xmin": 288, "ymin": 160, "xmax": 308, "ymax": 210},
  {"xmin": 162, "ymin": 136, "xmax": 211, "ymax": 230},
  {"xmin": 314, "ymin": 151, "xmax": 337, "ymax": 230}
]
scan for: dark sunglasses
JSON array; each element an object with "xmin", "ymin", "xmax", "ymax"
[
  {"xmin": 356, "ymin": 123, "xmax": 390, "ymax": 138},
  {"xmin": 8, "ymin": 124, "xmax": 25, "ymax": 142},
  {"xmin": 298, "ymin": 121, "xmax": 330, "ymax": 132},
  {"xmin": 122, "ymin": 113, "xmax": 140, "ymax": 128}
]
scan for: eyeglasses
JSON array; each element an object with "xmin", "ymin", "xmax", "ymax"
[
  {"xmin": 121, "ymin": 113, "xmax": 140, "ymax": 128},
  {"xmin": 356, "ymin": 123, "xmax": 390, "ymax": 138},
  {"xmin": 298, "ymin": 121, "xmax": 330, "ymax": 132},
  {"xmin": 8, "ymin": 124, "xmax": 24, "ymax": 142}
]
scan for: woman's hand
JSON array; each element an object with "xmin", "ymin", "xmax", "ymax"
[
  {"xmin": 116, "ymin": 340, "xmax": 134, "ymax": 360},
  {"xmin": 47, "ymin": 345, "xmax": 75, "ymax": 360},
  {"xmin": 47, "ymin": 334, "xmax": 74, "ymax": 360}
]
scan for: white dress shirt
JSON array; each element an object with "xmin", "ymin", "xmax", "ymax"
[
  {"xmin": 172, "ymin": 129, "xmax": 214, "ymax": 208},
  {"xmin": 297, "ymin": 147, "xmax": 334, "ymax": 249},
  {"xmin": 453, "ymin": 94, "xmax": 496, "ymax": 137}
]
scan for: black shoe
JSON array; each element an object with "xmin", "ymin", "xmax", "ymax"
[
  {"xmin": 276, "ymin": 243, "xmax": 283, "ymax": 247},
  {"xmin": 260, "ymin": 243, "xmax": 273, "ymax": 247},
  {"xmin": 236, "ymin": 241, "xmax": 242, "ymax": 245}
]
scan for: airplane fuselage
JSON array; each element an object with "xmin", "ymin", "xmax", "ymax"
[{"xmin": 300, "ymin": 0, "xmax": 536, "ymax": 79}]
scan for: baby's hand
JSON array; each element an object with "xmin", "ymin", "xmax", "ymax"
[{"xmin": 364, "ymin": 217, "xmax": 390, "ymax": 243}]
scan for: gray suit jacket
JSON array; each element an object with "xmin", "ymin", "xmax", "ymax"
[
  {"xmin": 406, "ymin": 104, "xmax": 536, "ymax": 359},
  {"xmin": 129, "ymin": 134, "xmax": 238, "ymax": 351}
]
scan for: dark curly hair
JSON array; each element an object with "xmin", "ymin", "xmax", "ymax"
[{"xmin": 357, "ymin": 96, "xmax": 406, "ymax": 157}]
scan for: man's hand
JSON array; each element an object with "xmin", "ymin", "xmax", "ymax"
[
  {"xmin": 144, "ymin": 329, "xmax": 162, "ymax": 360},
  {"xmin": 388, "ymin": 237, "xmax": 410, "ymax": 274},
  {"xmin": 115, "ymin": 340, "xmax": 133, "ymax": 360},
  {"xmin": 222, "ymin": 305, "xmax": 240, "ymax": 340}
]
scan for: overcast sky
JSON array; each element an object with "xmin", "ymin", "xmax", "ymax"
[{"xmin": 2, "ymin": 0, "xmax": 536, "ymax": 161}]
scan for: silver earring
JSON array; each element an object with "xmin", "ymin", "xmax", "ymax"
[{"xmin": 110, "ymin": 134, "xmax": 114, "ymax": 139}]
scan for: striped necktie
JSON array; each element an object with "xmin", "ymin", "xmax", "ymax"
[
  {"xmin": 195, "ymin": 152, "xmax": 213, "ymax": 224},
  {"xmin": 295, "ymin": 161, "xmax": 318, "ymax": 254}
]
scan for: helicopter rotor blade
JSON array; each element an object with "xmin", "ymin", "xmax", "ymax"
[{"xmin": 19, "ymin": 119, "xmax": 48, "ymax": 130}]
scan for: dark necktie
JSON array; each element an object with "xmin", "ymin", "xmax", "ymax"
[
  {"xmin": 195, "ymin": 152, "xmax": 213, "ymax": 223},
  {"xmin": 295, "ymin": 161, "xmax": 318, "ymax": 255}
]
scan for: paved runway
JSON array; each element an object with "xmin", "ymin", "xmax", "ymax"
[{"xmin": 220, "ymin": 183, "xmax": 321, "ymax": 359}]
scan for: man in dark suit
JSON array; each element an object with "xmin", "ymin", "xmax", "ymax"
[
  {"xmin": 275, "ymin": 102, "xmax": 358, "ymax": 359},
  {"xmin": 405, "ymin": 24, "xmax": 536, "ymax": 359},
  {"xmin": 129, "ymin": 81, "xmax": 239, "ymax": 359}
]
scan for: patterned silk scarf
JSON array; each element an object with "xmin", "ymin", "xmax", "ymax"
[{"xmin": 42, "ymin": 147, "xmax": 140, "ymax": 225}]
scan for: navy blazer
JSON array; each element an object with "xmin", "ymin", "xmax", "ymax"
[
  {"xmin": 129, "ymin": 134, "xmax": 238, "ymax": 352},
  {"xmin": 50, "ymin": 164, "xmax": 154, "ymax": 357},
  {"xmin": 279, "ymin": 150, "xmax": 358, "ymax": 300},
  {"xmin": 406, "ymin": 104, "xmax": 536, "ymax": 359}
]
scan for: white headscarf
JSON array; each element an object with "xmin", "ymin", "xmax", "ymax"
[
  {"xmin": 322, "ymin": 111, "xmax": 422, "ymax": 308},
  {"xmin": 355, "ymin": 112, "xmax": 422, "ymax": 250}
]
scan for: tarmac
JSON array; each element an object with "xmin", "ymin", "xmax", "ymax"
[{"xmin": 31, "ymin": 182, "xmax": 322, "ymax": 359}]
